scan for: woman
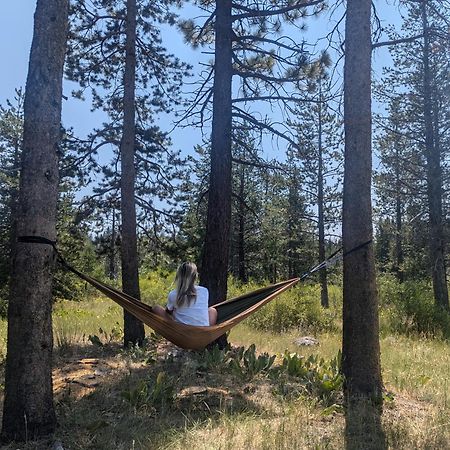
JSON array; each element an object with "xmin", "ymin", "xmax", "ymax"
[{"xmin": 153, "ymin": 262, "xmax": 217, "ymax": 326}]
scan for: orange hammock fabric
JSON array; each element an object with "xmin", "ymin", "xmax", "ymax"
[
  {"xmin": 68, "ymin": 265, "xmax": 299, "ymax": 350},
  {"xmin": 18, "ymin": 235, "xmax": 370, "ymax": 351}
]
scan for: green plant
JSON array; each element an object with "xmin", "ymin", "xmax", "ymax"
[
  {"xmin": 378, "ymin": 275, "xmax": 450, "ymax": 339},
  {"xmin": 195, "ymin": 345, "xmax": 232, "ymax": 371},
  {"xmin": 246, "ymin": 284, "xmax": 338, "ymax": 333},
  {"xmin": 278, "ymin": 350, "xmax": 343, "ymax": 405},
  {"xmin": 121, "ymin": 340, "xmax": 157, "ymax": 364},
  {"xmin": 88, "ymin": 323, "xmax": 123, "ymax": 347},
  {"xmin": 229, "ymin": 344, "xmax": 276, "ymax": 379},
  {"xmin": 121, "ymin": 371, "xmax": 175, "ymax": 410}
]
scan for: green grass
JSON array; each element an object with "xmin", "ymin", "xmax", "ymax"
[
  {"xmin": 0, "ymin": 280, "xmax": 449, "ymax": 449},
  {"xmin": 53, "ymin": 297, "xmax": 123, "ymax": 349}
]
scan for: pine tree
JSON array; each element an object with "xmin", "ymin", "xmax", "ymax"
[
  {"xmin": 342, "ymin": 0, "xmax": 382, "ymax": 401},
  {"xmin": 1, "ymin": 0, "xmax": 69, "ymax": 441},
  {"xmin": 67, "ymin": 0, "xmax": 190, "ymax": 344},
  {"xmin": 179, "ymin": 0, "xmax": 327, "ymax": 305},
  {"xmin": 289, "ymin": 64, "xmax": 343, "ymax": 307},
  {"xmin": 0, "ymin": 90, "xmax": 24, "ymax": 302},
  {"xmin": 374, "ymin": 0, "xmax": 450, "ymax": 309}
]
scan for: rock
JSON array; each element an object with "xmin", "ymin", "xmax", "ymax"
[
  {"xmin": 53, "ymin": 441, "xmax": 64, "ymax": 450},
  {"xmin": 293, "ymin": 336, "xmax": 319, "ymax": 346}
]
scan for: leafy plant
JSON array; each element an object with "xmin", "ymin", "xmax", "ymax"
[
  {"xmin": 195, "ymin": 345, "xmax": 232, "ymax": 371},
  {"xmin": 121, "ymin": 371, "xmax": 175, "ymax": 410},
  {"xmin": 229, "ymin": 344, "xmax": 276, "ymax": 379},
  {"xmin": 88, "ymin": 323, "xmax": 123, "ymax": 347},
  {"xmin": 122, "ymin": 340, "xmax": 157, "ymax": 364},
  {"xmin": 278, "ymin": 350, "xmax": 343, "ymax": 405}
]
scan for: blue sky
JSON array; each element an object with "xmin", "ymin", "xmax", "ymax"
[{"xmin": 0, "ymin": 1, "xmax": 401, "ymax": 158}]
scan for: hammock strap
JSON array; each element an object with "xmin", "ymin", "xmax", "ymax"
[{"xmin": 299, "ymin": 239, "xmax": 372, "ymax": 280}]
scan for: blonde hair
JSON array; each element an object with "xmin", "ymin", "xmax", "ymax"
[{"xmin": 175, "ymin": 262, "xmax": 198, "ymax": 307}]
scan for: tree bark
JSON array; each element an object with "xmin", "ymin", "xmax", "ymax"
[
  {"xmin": 317, "ymin": 87, "xmax": 329, "ymax": 308},
  {"xmin": 342, "ymin": 0, "xmax": 382, "ymax": 401},
  {"xmin": 109, "ymin": 208, "xmax": 117, "ymax": 280},
  {"xmin": 200, "ymin": 0, "xmax": 233, "ymax": 305},
  {"xmin": 120, "ymin": 0, "xmax": 145, "ymax": 346},
  {"xmin": 421, "ymin": 1, "xmax": 449, "ymax": 310},
  {"xmin": 237, "ymin": 165, "xmax": 247, "ymax": 282},
  {"xmin": 1, "ymin": 0, "xmax": 69, "ymax": 442},
  {"xmin": 394, "ymin": 141, "xmax": 404, "ymax": 282}
]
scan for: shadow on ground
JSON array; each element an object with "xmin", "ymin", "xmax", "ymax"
[
  {"xmin": 345, "ymin": 398, "xmax": 387, "ymax": 450},
  {"xmin": 1, "ymin": 340, "xmax": 269, "ymax": 449}
]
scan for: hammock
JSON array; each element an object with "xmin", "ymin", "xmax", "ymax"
[
  {"xmin": 18, "ymin": 236, "xmax": 370, "ymax": 350},
  {"xmin": 66, "ymin": 264, "xmax": 299, "ymax": 350}
]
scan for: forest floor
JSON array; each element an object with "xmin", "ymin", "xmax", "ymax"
[{"xmin": 0, "ymin": 298, "xmax": 449, "ymax": 449}]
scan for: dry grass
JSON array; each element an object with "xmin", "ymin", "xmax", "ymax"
[{"xmin": 0, "ymin": 297, "xmax": 449, "ymax": 449}]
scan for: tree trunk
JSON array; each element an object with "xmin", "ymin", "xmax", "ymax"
[
  {"xmin": 342, "ymin": 0, "xmax": 382, "ymax": 401},
  {"xmin": 237, "ymin": 165, "xmax": 247, "ymax": 282},
  {"xmin": 317, "ymin": 87, "xmax": 329, "ymax": 308},
  {"xmin": 394, "ymin": 141, "xmax": 404, "ymax": 282},
  {"xmin": 200, "ymin": 0, "xmax": 233, "ymax": 306},
  {"xmin": 1, "ymin": 0, "xmax": 69, "ymax": 442},
  {"xmin": 121, "ymin": 0, "xmax": 145, "ymax": 346},
  {"xmin": 109, "ymin": 208, "xmax": 117, "ymax": 280},
  {"xmin": 421, "ymin": 1, "xmax": 449, "ymax": 310}
]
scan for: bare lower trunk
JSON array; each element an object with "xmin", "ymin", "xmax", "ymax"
[
  {"xmin": 121, "ymin": 0, "xmax": 145, "ymax": 346},
  {"xmin": 201, "ymin": 0, "xmax": 233, "ymax": 306},
  {"xmin": 1, "ymin": 0, "xmax": 69, "ymax": 442},
  {"xmin": 342, "ymin": 0, "xmax": 382, "ymax": 401}
]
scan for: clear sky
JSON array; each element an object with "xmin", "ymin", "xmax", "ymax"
[{"xmin": 0, "ymin": 1, "xmax": 401, "ymax": 158}]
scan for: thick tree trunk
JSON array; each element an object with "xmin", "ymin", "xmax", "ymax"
[
  {"xmin": 317, "ymin": 89, "xmax": 329, "ymax": 308},
  {"xmin": 342, "ymin": 0, "xmax": 382, "ymax": 401},
  {"xmin": 200, "ymin": 0, "xmax": 233, "ymax": 305},
  {"xmin": 1, "ymin": 0, "xmax": 69, "ymax": 442},
  {"xmin": 421, "ymin": 1, "xmax": 449, "ymax": 310},
  {"xmin": 121, "ymin": 0, "xmax": 145, "ymax": 346}
]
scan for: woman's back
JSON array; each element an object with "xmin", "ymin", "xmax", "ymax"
[{"xmin": 167, "ymin": 286, "xmax": 210, "ymax": 326}]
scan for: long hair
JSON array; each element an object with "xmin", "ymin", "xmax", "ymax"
[{"xmin": 175, "ymin": 262, "xmax": 198, "ymax": 307}]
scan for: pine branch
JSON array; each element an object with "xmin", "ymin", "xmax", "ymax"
[
  {"xmin": 372, "ymin": 34, "xmax": 424, "ymax": 49},
  {"xmin": 232, "ymin": 157, "xmax": 286, "ymax": 173},
  {"xmin": 232, "ymin": 95, "xmax": 334, "ymax": 104},
  {"xmin": 232, "ymin": 0, "xmax": 325, "ymax": 21},
  {"xmin": 232, "ymin": 108, "xmax": 298, "ymax": 149},
  {"xmin": 235, "ymin": 35, "xmax": 303, "ymax": 53}
]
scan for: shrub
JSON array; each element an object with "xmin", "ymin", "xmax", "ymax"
[
  {"xmin": 378, "ymin": 274, "xmax": 450, "ymax": 339},
  {"xmin": 244, "ymin": 284, "xmax": 338, "ymax": 333},
  {"xmin": 139, "ymin": 270, "xmax": 173, "ymax": 306}
]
